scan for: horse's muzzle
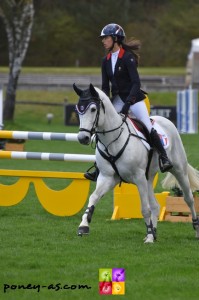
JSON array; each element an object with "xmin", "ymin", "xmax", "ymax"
[{"xmin": 78, "ymin": 132, "xmax": 91, "ymax": 145}]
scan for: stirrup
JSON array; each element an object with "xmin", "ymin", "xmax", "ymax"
[
  {"xmin": 84, "ymin": 170, "xmax": 98, "ymax": 182},
  {"xmin": 159, "ymin": 156, "xmax": 173, "ymax": 173},
  {"xmin": 84, "ymin": 164, "xmax": 99, "ymax": 182}
]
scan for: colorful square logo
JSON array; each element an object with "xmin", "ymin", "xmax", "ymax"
[
  {"xmin": 99, "ymin": 268, "xmax": 125, "ymax": 295},
  {"xmin": 112, "ymin": 282, "xmax": 125, "ymax": 295},
  {"xmin": 112, "ymin": 268, "xmax": 125, "ymax": 282},
  {"xmin": 99, "ymin": 269, "xmax": 112, "ymax": 282}
]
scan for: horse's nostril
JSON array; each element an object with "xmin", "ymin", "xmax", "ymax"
[
  {"xmin": 78, "ymin": 134, "xmax": 90, "ymax": 145},
  {"xmin": 83, "ymin": 136, "xmax": 90, "ymax": 144}
]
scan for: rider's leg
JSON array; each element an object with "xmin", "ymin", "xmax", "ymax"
[
  {"xmin": 84, "ymin": 95, "xmax": 123, "ymax": 181},
  {"xmin": 112, "ymin": 95, "xmax": 124, "ymax": 112},
  {"xmin": 129, "ymin": 100, "xmax": 173, "ymax": 173},
  {"xmin": 150, "ymin": 128, "xmax": 173, "ymax": 172},
  {"xmin": 129, "ymin": 100, "xmax": 152, "ymax": 131}
]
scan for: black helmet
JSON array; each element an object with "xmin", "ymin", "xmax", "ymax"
[{"xmin": 99, "ymin": 23, "xmax": 125, "ymax": 41}]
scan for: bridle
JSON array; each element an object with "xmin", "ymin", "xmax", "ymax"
[{"xmin": 76, "ymin": 96, "xmax": 105, "ymax": 136}]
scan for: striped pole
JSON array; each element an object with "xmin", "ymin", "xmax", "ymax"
[
  {"xmin": 0, "ymin": 151, "xmax": 95, "ymax": 162},
  {"xmin": 0, "ymin": 131, "xmax": 79, "ymax": 141}
]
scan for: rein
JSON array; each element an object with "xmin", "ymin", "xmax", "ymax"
[{"xmin": 95, "ymin": 120, "xmax": 124, "ymax": 135}]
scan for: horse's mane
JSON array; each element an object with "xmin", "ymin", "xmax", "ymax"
[
  {"xmin": 94, "ymin": 87, "xmax": 109, "ymax": 102},
  {"xmin": 94, "ymin": 87, "xmax": 124, "ymax": 121},
  {"xmin": 94, "ymin": 87, "xmax": 116, "ymax": 112}
]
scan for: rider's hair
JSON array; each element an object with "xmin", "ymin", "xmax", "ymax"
[{"xmin": 120, "ymin": 38, "xmax": 141, "ymax": 66}]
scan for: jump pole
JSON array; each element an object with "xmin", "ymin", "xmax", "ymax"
[
  {"xmin": 0, "ymin": 151, "xmax": 95, "ymax": 162},
  {"xmin": 0, "ymin": 130, "xmax": 79, "ymax": 141}
]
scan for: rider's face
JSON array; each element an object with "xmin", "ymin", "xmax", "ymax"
[{"xmin": 101, "ymin": 36, "xmax": 113, "ymax": 50}]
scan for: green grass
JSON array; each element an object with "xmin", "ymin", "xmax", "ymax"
[
  {"xmin": 1, "ymin": 86, "xmax": 199, "ymax": 299},
  {"xmin": 13, "ymin": 88, "xmax": 176, "ymax": 109},
  {"xmin": 149, "ymin": 92, "xmax": 177, "ymax": 106},
  {"xmin": 0, "ymin": 66, "xmax": 186, "ymax": 76}
]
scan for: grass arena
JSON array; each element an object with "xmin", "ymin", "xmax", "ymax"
[{"xmin": 0, "ymin": 123, "xmax": 199, "ymax": 299}]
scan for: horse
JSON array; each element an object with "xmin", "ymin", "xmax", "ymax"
[{"xmin": 73, "ymin": 83, "xmax": 199, "ymax": 243}]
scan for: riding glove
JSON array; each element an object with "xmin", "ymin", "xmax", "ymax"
[{"xmin": 120, "ymin": 101, "xmax": 131, "ymax": 115}]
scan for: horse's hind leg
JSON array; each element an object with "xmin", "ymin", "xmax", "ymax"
[
  {"xmin": 172, "ymin": 170, "xmax": 199, "ymax": 238},
  {"xmin": 78, "ymin": 174, "xmax": 119, "ymax": 236}
]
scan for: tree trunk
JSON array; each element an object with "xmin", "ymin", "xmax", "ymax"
[
  {"xmin": 3, "ymin": 71, "xmax": 19, "ymax": 120},
  {"xmin": 0, "ymin": 1, "xmax": 34, "ymax": 121}
]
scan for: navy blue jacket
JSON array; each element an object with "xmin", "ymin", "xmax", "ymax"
[{"xmin": 101, "ymin": 48, "xmax": 146, "ymax": 104}]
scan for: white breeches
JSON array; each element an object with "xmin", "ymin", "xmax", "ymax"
[{"xmin": 112, "ymin": 95, "xmax": 152, "ymax": 132}]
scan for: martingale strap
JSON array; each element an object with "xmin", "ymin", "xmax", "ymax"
[
  {"xmin": 96, "ymin": 134, "xmax": 131, "ymax": 183},
  {"xmin": 96, "ymin": 117, "xmax": 154, "ymax": 183}
]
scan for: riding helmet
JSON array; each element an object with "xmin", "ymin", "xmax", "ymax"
[{"xmin": 99, "ymin": 23, "xmax": 125, "ymax": 42}]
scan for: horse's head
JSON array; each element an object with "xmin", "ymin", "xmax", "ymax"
[{"xmin": 73, "ymin": 83, "xmax": 104, "ymax": 145}]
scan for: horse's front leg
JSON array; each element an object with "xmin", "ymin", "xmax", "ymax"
[
  {"xmin": 78, "ymin": 174, "xmax": 119, "ymax": 236},
  {"xmin": 147, "ymin": 177, "xmax": 160, "ymax": 231}
]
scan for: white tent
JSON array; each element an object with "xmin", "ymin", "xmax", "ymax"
[
  {"xmin": 187, "ymin": 38, "xmax": 199, "ymax": 60},
  {"xmin": 186, "ymin": 38, "xmax": 199, "ymax": 86}
]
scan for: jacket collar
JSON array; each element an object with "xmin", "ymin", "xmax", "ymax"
[{"xmin": 106, "ymin": 47, "xmax": 125, "ymax": 60}]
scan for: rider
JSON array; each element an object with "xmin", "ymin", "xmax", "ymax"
[{"xmin": 84, "ymin": 23, "xmax": 173, "ymax": 181}]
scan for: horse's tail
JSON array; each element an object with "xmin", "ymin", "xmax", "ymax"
[{"xmin": 162, "ymin": 164, "xmax": 199, "ymax": 192}]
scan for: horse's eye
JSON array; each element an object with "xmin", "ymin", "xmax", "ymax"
[{"xmin": 91, "ymin": 107, "xmax": 96, "ymax": 113}]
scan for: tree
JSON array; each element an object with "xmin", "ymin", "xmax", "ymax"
[{"xmin": 0, "ymin": 0, "xmax": 34, "ymax": 120}]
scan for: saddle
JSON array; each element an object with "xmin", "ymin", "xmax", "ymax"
[
  {"xmin": 127, "ymin": 117, "xmax": 170, "ymax": 179},
  {"xmin": 128, "ymin": 117, "xmax": 169, "ymax": 150},
  {"xmin": 130, "ymin": 118, "xmax": 152, "ymax": 145}
]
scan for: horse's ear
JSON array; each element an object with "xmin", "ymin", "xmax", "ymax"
[
  {"xmin": 73, "ymin": 83, "xmax": 82, "ymax": 96},
  {"xmin": 89, "ymin": 84, "xmax": 99, "ymax": 98}
]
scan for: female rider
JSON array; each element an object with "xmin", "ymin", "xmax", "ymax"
[{"xmin": 85, "ymin": 23, "xmax": 173, "ymax": 181}]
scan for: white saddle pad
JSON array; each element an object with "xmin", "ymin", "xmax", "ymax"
[{"xmin": 129, "ymin": 118, "xmax": 169, "ymax": 151}]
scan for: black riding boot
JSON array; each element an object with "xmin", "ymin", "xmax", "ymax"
[
  {"xmin": 150, "ymin": 128, "xmax": 173, "ymax": 173},
  {"xmin": 84, "ymin": 164, "xmax": 99, "ymax": 181}
]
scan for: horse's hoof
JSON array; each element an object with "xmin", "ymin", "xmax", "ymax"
[
  {"xmin": 144, "ymin": 234, "xmax": 154, "ymax": 244},
  {"xmin": 77, "ymin": 226, "xmax": 89, "ymax": 236}
]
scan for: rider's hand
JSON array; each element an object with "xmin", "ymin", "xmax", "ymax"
[{"xmin": 120, "ymin": 101, "xmax": 131, "ymax": 115}]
